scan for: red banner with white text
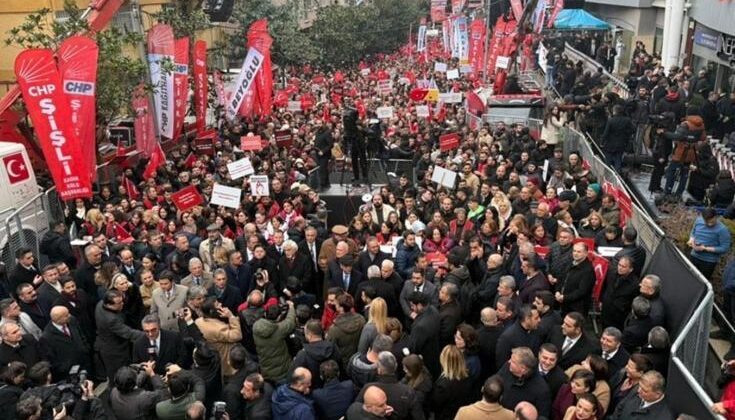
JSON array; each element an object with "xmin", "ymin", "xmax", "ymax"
[
  {"xmin": 132, "ymin": 84, "xmax": 157, "ymax": 158},
  {"xmin": 467, "ymin": 19, "xmax": 486, "ymax": 74},
  {"xmin": 173, "ymin": 37, "xmax": 189, "ymax": 140},
  {"xmin": 193, "ymin": 40, "xmax": 208, "ymax": 135},
  {"xmin": 58, "ymin": 35, "xmax": 98, "ymax": 183},
  {"xmin": 248, "ymin": 19, "xmax": 273, "ymax": 118},
  {"xmin": 15, "ymin": 49, "xmax": 92, "ymax": 199}
]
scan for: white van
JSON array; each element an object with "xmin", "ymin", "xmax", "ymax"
[{"xmin": 0, "ymin": 142, "xmax": 49, "ymax": 268}]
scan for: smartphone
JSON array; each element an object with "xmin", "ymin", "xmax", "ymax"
[{"xmin": 213, "ymin": 401, "xmax": 227, "ymax": 419}]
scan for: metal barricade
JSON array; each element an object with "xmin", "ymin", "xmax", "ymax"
[
  {"xmin": 563, "ymin": 42, "xmax": 631, "ymax": 100},
  {"xmin": 1, "ymin": 192, "xmax": 50, "ymax": 269}
]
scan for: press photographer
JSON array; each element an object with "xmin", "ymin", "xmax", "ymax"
[{"xmin": 657, "ymin": 111, "xmax": 707, "ymax": 198}]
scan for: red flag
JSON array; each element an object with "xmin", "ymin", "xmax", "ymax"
[
  {"xmin": 591, "ymin": 254, "xmax": 610, "ymax": 302},
  {"xmin": 466, "ymin": 90, "xmax": 485, "ymax": 116},
  {"xmin": 409, "ymin": 88, "xmax": 429, "ymax": 101},
  {"xmin": 173, "ymin": 37, "xmax": 189, "ymax": 140},
  {"xmin": 355, "ymin": 100, "xmax": 366, "ymax": 119},
  {"xmin": 183, "ymin": 152, "xmax": 197, "ymax": 168},
  {"xmin": 193, "ymin": 40, "xmax": 208, "ymax": 135},
  {"xmin": 300, "ymin": 93, "xmax": 315, "ymax": 110},
  {"xmin": 143, "ymin": 143, "xmax": 165, "ymax": 179},
  {"xmin": 322, "ymin": 104, "xmax": 330, "ymax": 122},
  {"xmin": 15, "ymin": 49, "xmax": 92, "ymax": 200},
  {"xmin": 114, "ymin": 223, "xmax": 133, "ymax": 243},
  {"xmin": 132, "ymin": 84, "xmax": 157, "ymax": 157},
  {"xmin": 122, "ymin": 175, "xmax": 139, "ymax": 200},
  {"xmin": 58, "ymin": 35, "xmax": 98, "ymax": 184},
  {"xmin": 404, "ymin": 71, "xmax": 416, "ymax": 85},
  {"xmin": 274, "ymin": 90, "xmax": 289, "ymax": 107},
  {"xmin": 116, "ymin": 141, "xmax": 126, "ymax": 157}
]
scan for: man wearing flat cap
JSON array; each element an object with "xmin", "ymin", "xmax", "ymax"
[
  {"xmin": 318, "ymin": 225, "xmax": 358, "ymax": 273},
  {"xmin": 199, "ymin": 223, "xmax": 235, "ymax": 270}
]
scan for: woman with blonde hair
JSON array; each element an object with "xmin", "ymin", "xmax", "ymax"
[
  {"xmin": 431, "ymin": 345, "xmax": 474, "ymax": 419},
  {"xmin": 110, "ymin": 272, "xmax": 145, "ymax": 329},
  {"xmin": 81, "ymin": 208, "xmax": 106, "ymax": 237},
  {"xmin": 358, "ymin": 297, "xmax": 388, "ymax": 353},
  {"xmin": 578, "ymin": 210, "xmax": 606, "ymax": 239}
]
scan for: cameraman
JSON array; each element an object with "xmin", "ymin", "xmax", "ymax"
[
  {"xmin": 155, "ymin": 364, "xmax": 206, "ymax": 419},
  {"xmin": 659, "ymin": 111, "xmax": 706, "ymax": 197},
  {"xmin": 109, "ymin": 361, "xmax": 167, "ymax": 419},
  {"xmin": 253, "ymin": 299, "xmax": 296, "ymax": 384}
]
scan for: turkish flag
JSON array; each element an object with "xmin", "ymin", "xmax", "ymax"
[
  {"xmin": 3, "ymin": 153, "xmax": 30, "ymax": 184},
  {"xmin": 409, "ymin": 88, "xmax": 429, "ymax": 101},
  {"xmin": 466, "ymin": 91, "xmax": 485, "ymax": 116},
  {"xmin": 122, "ymin": 175, "xmax": 139, "ymax": 200},
  {"xmin": 143, "ymin": 143, "xmax": 165, "ymax": 179}
]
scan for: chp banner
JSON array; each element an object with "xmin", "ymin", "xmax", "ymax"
[
  {"xmin": 15, "ymin": 49, "xmax": 92, "ymax": 199},
  {"xmin": 226, "ymin": 47, "xmax": 265, "ymax": 120},
  {"xmin": 467, "ymin": 19, "xmax": 486, "ymax": 73},
  {"xmin": 58, "ymin": 35, "xmax": 98, "ymax": 183},
  {"xmin": 132, "ymin": 84, "xmax": 157, "ymax": 157},
  {"xmin": 193, "ymin": 41, "xmax": 208, "ymax": 135},
  {"xmin": 173, "ymin": 37, "xmax": 189, "ymax": 140},
  {"xmin": 147, "ymin": 24, "xmax": 175, "ymax": 139},
  {"xmin": 247, "ymin": 19, "xmax": 273, "ymax": 118}
]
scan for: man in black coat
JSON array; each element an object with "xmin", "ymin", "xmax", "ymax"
[
  {"xmin": 599, "ymin": 326, "xmax": 630, "ymax": 374},
  {"xmin": 118, "ymin": 249, "xmax": 143, "ymax": 284},
  {"xmin": 327, "ymin": 256, "xmax": 364, "ymax": 299},
  {"xmin": 538, "ymin": 343, "xmax": 567, "ymax": 399},
  {"xmin": 39, "ymin": 306, "xmax": 92, "ymax": 381},
  {"xmin": 16, "ymin": 283, "xmax": 49, "ymax": 330},
  {"xmin": 533, "ymin": 291, "xmax": 562, "ymax": 343},
  {"xmin": 495, "ymin": 305, "xmax": 541, "ymax": 369},
  {"xmin": 37, "ymin": 265, "xmax": 63, "ymax": 311},
  {"xmin": 608, "ymin": 371, "xmax": 673, "ymax": 420},
  {"xmin": 478, "ymin": 307, "xmax": 503, "ymax": 378},
  {"xmin": 39, "ymin": 221, "xmax": 76, "ymax": 267},
  {"xmin": 95, "ymin": 290, "xmax": 146, "ymax": 382},
  {"xmin": 238, "ymin": 373, "xmax": 274, "ymax": 420},
  {"xmin": 475, "ymin": 254, "xmax": 505, "ymax": 311},
  {"xmin": 75, "ymin": 244, "xmax": 104, "ymax": 303},
  {"xmin": 356, "ymin": 266, "xmax": 401, "ymax": 318},
  {"xmin": 601, "ymin": 256, "xmax": 639, "ymax": 330},
  {"xmin": 355, "ymin": 238, "xmax": 391, "ymax": 277},
  {"xmin": 278, "ymin": 241, "xmax": 313, "ymax": 296},
  {"xmin": 225, "ymin": 249, "xmax": 253, "ymax": 295},
  {"xmin": 209, "ymin": 269, "xmax": 243, "ymax": 314},
  {"xmin": 555, "ymin": 242, "xmax": 596, "ymax": 315},
  {"xmin": 292, "ymin": 320, "xmax": 341, "ymax": 389},
  {"xmin": 298, "ymin": 226, "xmax": 323, "ymax": 297},
  {"xmin": 407, "ymin": 292, "xmax": 441, "ymax": 378},
  {"xmin": 497, "ymin": 347, "xmax": 552, "ymax": 418},
  {"xmin": 314, "ymin": 119, "xmax": 334, "ymax": 190},
  {"xmin": 549, "ymin": 312, "xmax": 600, "ymax": 370},
  {"xmin": 611, "ymin": 227, "xmax": 647, "ymax": 278},
  {"xmin": 600, "ymin": 104, "xmax": 635, "ymax": 171},
  {"xmin": 8, "ymin": 248, "xmax": 41, "ymax": 297},
  {"xmin": 133, "ymin": 314, "xmax": 187, "ymax": 374},
  {"xmin": 222, "ymin": 345, "xmax": 261, "ymax": 419},
  {"xmin": 355, "ymin": 351, "xmax": 425, "ymax": 420},
  {"xmin": 0, "ymin": 322, "xmax": 42, "ymax": 367},
  {"xmin": 437, "ymin": 282, "xmax": 463, "ymax": 348},
  {"xmin": 312, "ymin": 360, "xmax": 354, "ymax": 420}
]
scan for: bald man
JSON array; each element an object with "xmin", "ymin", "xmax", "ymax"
[
  {"xmin": 39, "ymin": 305, "xmax": 91, "ymax": 380},
  {"xmin": 477, "ymin": 254, "xmax": 506, "ymax": 310},
  {"xmin": 478, "ymin": 307, "xmax": 503, "ymax": 379},
  {"xmin": 272, "ymin": 367, "xmax": 316, "ymax": 420},
  {"xmin": 514, "ymin": 401, "xmax": 539, "ymax": 420},
  {"xmin": 346, "ymin": 385, "xmax": 393, "ymax": 419}
]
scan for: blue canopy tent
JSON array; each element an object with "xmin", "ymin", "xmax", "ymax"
[{"xmin": 553, "ymin": 9, "xmax": 611, "ymax": 31}]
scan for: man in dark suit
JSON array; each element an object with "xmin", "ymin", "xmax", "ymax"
[
  {"xmin": 399, "ymin": 270, "xmax": 438, "ymax": 320},
  {"xmin": 495, "ymin": 305, "xmax": 541, "ymax": 369},
  {"xmin": 599, "ymin": 326, "xmax": 630, "ymax": 374},
  {"xmin": 355, "ymin": 238, "xmax": 390, "ymax": 277},
  {"xmin": 355, "ymin": 266, "xmax": 400, "ymax": 318},
  {"xmin": 95, "ymin": 290, "xmax": 146, "ymax": 382},
  {"xmin": 533, "ymin": 291, "xmax": 562, "ymax": 344},
  {"xmin": 555, "ymin": 242, "xmax": 596, "ymax": 315},
  {"xmin": 550, "ymin": 312, "xmax": 599, "ymax": 370},
  {"xmin": 407, "ymin": 291, "xmax": 441, "ymax": 378},
  {"xmin": 209, "ymin": 269, "xmax": 242, "ymax": 314},
  {"xmin": 39, "ymin": 306, "xmax": 92, "ymax": 381},
  {"xmin": 380, "ymin": 260, "xmax": 404, "ymax": 302},
  {"xmin": 266, "ymin": 231, "xmax": 287, "ymax": 262},
  {"xmin": 8, "ymin": 248, "xmax": 41, "ymax": 296},
  {"xmin": 438, "ymin": 282, "xmax": 463, "ymax": 348},
  {"xmin": 133, "ymin": 314, "xmax": 187, "ymax": 374},
  {"xmin": 75, "ymin": 244, "xmax": 104, "ymax": 303},
  {"xmin": 327, "ymin": 256, "xmax": 363, "ymax": 299},
  {"xmin": 225, "ymin": 250, "xmax": 253, "ymax": 296},
  {"xmin": 37, "ymin": 265, "xmax": 63, "ymax": 311},
  {"xmin": 0, "ymin": 321, "xmax": 42, "ymax": 367},
  {"xmin": 538, "ymin": 343, "xmax": 567, "ymax": 399},
  {"xmin": 601, "ymin": 256, "xmax": 639, "ymax": 330},
  {"xmin": 477, "ymin": 307, "xmax": 503, "ymax": 378},
  {"xmin": 608, "ymin": 371, "xmax": 673, "ymax": 420},
  {"xmin": 118, "ymin": 249, "xmax": 143, "ymax": 284},
  {"xmin": 16, "ymin": 283, "xmax": 49, "ymax": 329},
  {"xmin": 298, "ymin": 226, "xmax": 323, "ymax": 297},
  {"xmin": 278, "ymin": 240, "xmax": 313, "ymax": 295}
]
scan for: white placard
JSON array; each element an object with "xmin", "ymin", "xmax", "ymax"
[
  {"xmin": 360, "ymin": 68, "xmax": 371, "ymax": 76},
  {"xmin": 459, "ymin": 64, "xmax": 473, "ymax": 74},
  {"xmin": 431, "ymin": 166, "xmax": 457, "ymax": 189},
  {"xmin": 434, "ymin": 62, "xmax": 448, "ymax": 73},
  {"xmin": 415, "ymin": 105, "xmax": 430, "ymax": 118},
  {"xmin": 438, "ymin": 92, "xmax": 463, "ymax": 103},
  {"xmin": 426, "ymin": 29, "xmax": 439, "ymax": 37},
  {"xmin": 250, "ymin": 175, "xmax": 270, "ymax": 197},
  {"xmin": 496, "ymin": 56, "xmax": 510, "ymax": 69},
  {"xmin": 227, "ymin": 157, "xmax": 255, "ymax": 180},
  {"xmin": 376, "ymin": 106, "xmax": 394, "ymax": 119},
  {"xmin": 287, "ymin": 101, "xmax": 301, "ymax": 112},
  {"xmin": 542, "ymin": 159, "xmax": 550, "ymax": 181},
  {"xmin": 446, "ymin": 69, "xmax": 459, "ymax": 80},
  {"xmin": 211, "ymin": 184, "xmax": 242, "ymax": 209}
]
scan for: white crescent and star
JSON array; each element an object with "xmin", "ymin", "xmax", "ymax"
[{"xmin": 6, "ymin": 158, "xmax": 25, "ymax": 178}]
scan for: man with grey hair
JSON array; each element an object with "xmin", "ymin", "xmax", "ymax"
[
  {"xmin": 599, "ymin": 326, "xmax": 629, "ymax": 373},
  {"xmin": 496, "ymin": 275, "xmax": 519, "ymax": 308},
  {"xmin": 642, "ymin": 326, "xmax": 670, "ymax": 374},
  {"xmin": 278, "ymin": 239, "xmax": 313, "ymax": 297},
  {"xmin": 355, "ymin": 351, "xmax": 425, "ymax": 420},
  {"xmin": 209, "ymin": 268, "xmax": 242, "ymax": 314},
  {"xmin": 356, "ymin": 265, "xmax": 400, "ymax": 317},
  {"xmin": 357, "ymin": 237, "xmax": 391, "ymax": 276},
  {"xmin": 622, "ymin": 296, "xmax": 654, "ymax": 350},
  {"xmin": 478, "ymin": 307, "xmax": 503, "ymax": 378},
  {"xmin": 181, "ymin": 258, "xmax": 213, "ymax": 289},
  {"xmin": 0, "ymin": 298, "xmax": 42, "ymax": 340},
  {"xmin": 438, "ymin": 282, "xmax": 463, "ymax": 347},
  {"xmin": 348, "ymin": 334, "xmax": 394, "ymax": 389},
  {"xmin": 639, "ymin": 274, "xmax": 666, "ymax": 327},
  {"xmin": 498, "ymin": 347, "xmax": 551, "ymax": 418},
  {"xmin": 133, "ymin": 313, "xmax": 186, "ymax": 374},
  {"xmin": 609, "ymin": 370, "xmax": 672, "ymax": 419},
  {"xmin": 380, "ymin": 259, "xmax": 404, "ymax": 299}
]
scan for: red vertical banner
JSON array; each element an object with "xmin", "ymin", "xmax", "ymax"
[
  {"xmin": 214, "ymin": 70, "xmax": 226, "ymax": 106},
  {"xmin": 58, "ymin": 35, "xmax": 98, "ymax": 183},
  {"xmin": 246, "ymin": 19, "xmax": 273, "ymax": 118},
  {"xmin": 147, "ymin": 24, "xmax": 175, "ymax": 139},
  {"xmin": 15, "ymin": 49, "xmax": 92, "ymax": 200},
  {"xmin": 193, "ymin": 40, "xmax": 208, "ymax": 135},
  {"xmin": 173, "ymin": 37, "xmax": 189, "ymax": 140},
  {"xmin": 510, "ymin": 0, "xmax": 524, "ymax": 21},
  {"xmin": 132, "ymin": 84, "xmax": 156, "ymax": 158},
  {"xmin": 467, "ymin": 19, "xmax": 486, "ymax": 74}
]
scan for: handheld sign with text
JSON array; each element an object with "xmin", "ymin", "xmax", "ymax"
[
  {"xmin": 439, "ymin": 133, "xmax": 460, "ymax": 151},
  {"xmin": 275, "ymin": 130, "xmax": 293, "ymax": 148},
  {"xmin": 446, "ymin": 69, "xmax": 459, "ymax": 80},
  {"xmin": 195, "ymin": 138, "xmax": 215, "ymax": 156},
  {"xmin": 415, "ymin": 105, "xmax": 430, "ymax": 118},
  {"xmin": 431, "ymin": 166, "xmax": 457, "ymax": 189},
  {"xmin": 434, "ymin": 62, "xmax": 448, "ymax": 73},
  {"xmin": 240, "ymin": 135, "xmax": 263, "ymax": 151},
  {"xmin": 211, "ymin": 183, "xmax": 242, "ymax": 209},
  {"xmin": 250, "ymin": 175, "xmax": 270, "ymax": 197},
  {"xmin": 377, "ymin": 79, "xmax": 392, "ymax": 95},
  {"xmin": 287, "ymin": 101, "xmax": 302, "ymax": 112},
  {"xmin": 227, "ymin": 157, "xmax": 255, "ymax": 180},
  {"xmin": 376, "ymin": 106, "xmax": 394, "ymax": 119},
  {"xmin": 438, "ymin": 92, "xmax": 462, "ymax": 103},
  {"xmin": 171, "ymin": 185, "xmax": 204, "ymax": 211},
  {"xmin": 496, "ymin": 56, "xmax": 511, "ymax": 69}
]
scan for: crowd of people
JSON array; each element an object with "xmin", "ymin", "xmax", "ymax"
[{"xmin": 0, "ymin": 29, "xmax": 726, "ymax": 420}]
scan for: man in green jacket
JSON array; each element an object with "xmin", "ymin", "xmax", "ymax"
[{"xmin": 253, "ymin": 300, "xmax": 296, "ymax": 382}]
